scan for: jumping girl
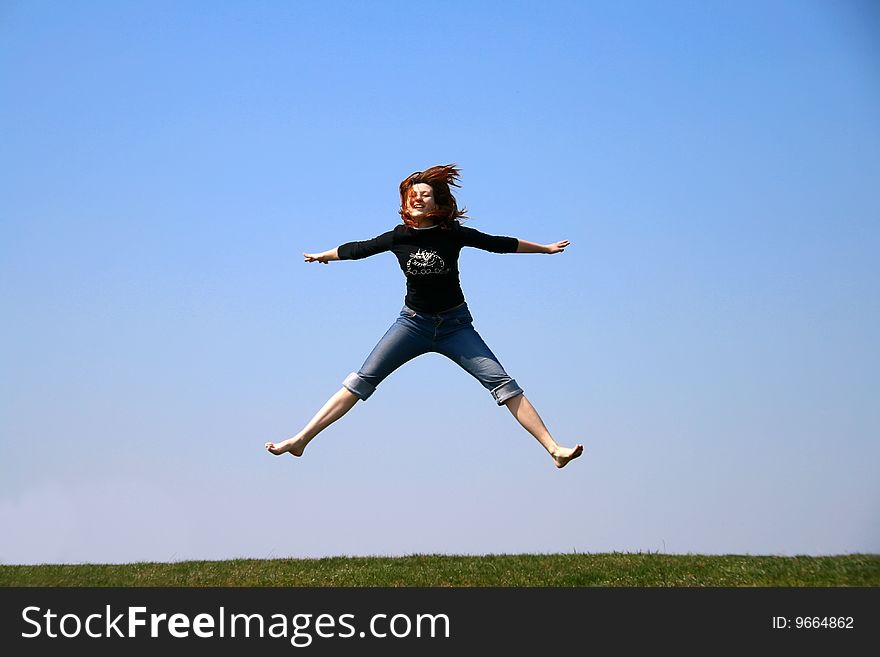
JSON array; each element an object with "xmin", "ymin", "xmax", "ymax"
[{"xmin": 265, "ymin": 165, "xmax": 583, "ymax": 469}]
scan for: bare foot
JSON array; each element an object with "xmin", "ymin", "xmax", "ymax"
[
  {"xmin": 265, "ymin": 436, "xmax": 307, "ymax": 457},
  {"xmin": 552, "ymin": 444, "xmax": 583, "ymax": 469}
]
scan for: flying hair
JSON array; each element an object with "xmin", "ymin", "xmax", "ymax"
[{"xmin": 398, "ymin": 163, "xmax": 469, "ymax": 230}]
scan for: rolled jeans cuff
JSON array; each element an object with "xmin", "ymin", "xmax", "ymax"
[
  {"xmin": 492, "ymin": 379, "xmax": 524, "ymax": 406},
  {"xmin": 343, "ymin": 372, "xmax": 375, "ymax": 401}
]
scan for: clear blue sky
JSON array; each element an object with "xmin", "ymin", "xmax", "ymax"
[{"xmin": 2, "ymin": 0, "xmax": 878, "ymax": 563}]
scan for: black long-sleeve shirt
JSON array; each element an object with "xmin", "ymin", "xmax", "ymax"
[{"xmin": 337, "ymin": 222, "xmax": 519, "ymax": 313}]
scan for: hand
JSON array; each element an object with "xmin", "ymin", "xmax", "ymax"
[
  {"xmin": 304, "ymin": 252, "xmax": 330, "ymax": 264},
  {"xmin": 546, "ymin": 240, "xmax": 570, "ymax": 254}
]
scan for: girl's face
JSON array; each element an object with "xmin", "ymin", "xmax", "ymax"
[{"xmin": 408, "ymin": 183, "xmax": 436, "ymax": 219}]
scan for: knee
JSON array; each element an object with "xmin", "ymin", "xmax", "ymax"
[
  {"xmin": 342, "ymin": 372, "xmax": 375, "ymax": 401},
  {"xmin": 491, "ymin": 380, "xmax": 524, "ymax": 406},
  {"xmin": 338, "ymin": 386, "xmax": 361, "ymax": 403}
]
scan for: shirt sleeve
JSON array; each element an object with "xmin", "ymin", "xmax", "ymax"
[
  {"xmin": 458, "ymin": 225, "xmax": 519, "ymax": 254},
  {"xmin": 337, "ymin": 230, "xmax": 395, "ymax": 260}
]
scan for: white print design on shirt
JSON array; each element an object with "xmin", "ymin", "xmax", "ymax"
[{"xmin": 406, "ymin": 248, "xmax": 450, "ymax": 275}]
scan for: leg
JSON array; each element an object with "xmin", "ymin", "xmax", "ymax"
[
  {"xmin": 434, "ymin": 319, "xmax": 525, "ymax": 405},
  {"xmin": 267, "ymin": 312, "xmax": 430, "ymax": 458},
  {"xmin": 436, "ymin": 316, "xmax": 582, "ymax": 469},
  {"xmin": 265, "ymin": 386, "xmax": 359, "ymax": 457},
  {"xmin": 341, "ymin": 312, "xmax": 432, "ymax": 401},
  {"xmin": 503, "ymin": 394, "xmax": 583, "ymax": 469}
]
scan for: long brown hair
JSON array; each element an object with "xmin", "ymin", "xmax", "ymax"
[{"xmin": 398, "ymin": 164, "xmax": 469, "ymax": 230}]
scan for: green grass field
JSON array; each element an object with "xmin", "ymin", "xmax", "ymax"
[{"xmin": 2, "ymin": 553, "xmax": 878, "ymax": 587}]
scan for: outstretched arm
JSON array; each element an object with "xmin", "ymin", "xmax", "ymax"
[
  {"xmin": 303, "ymin": 248, "xmax": 339, "ymax": 264},
  {"xmin": 303, "ymin": 228, "xmax": 396, "ymax": 264},
  {"xmin": 458, "ymin": 226, "xmax": 567, "ymax": 255},
  {"xmin": 515, "ymin": 239, "xmax": 570, "ymax": 254},
  {"xmin": 307, "ymin": 230, "xmax": 394, "ymax": 264}
]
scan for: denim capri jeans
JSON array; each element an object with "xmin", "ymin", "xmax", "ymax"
[{"xmin": 342, "ymin": 302, "xmax": 524, "ymax": 405}]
